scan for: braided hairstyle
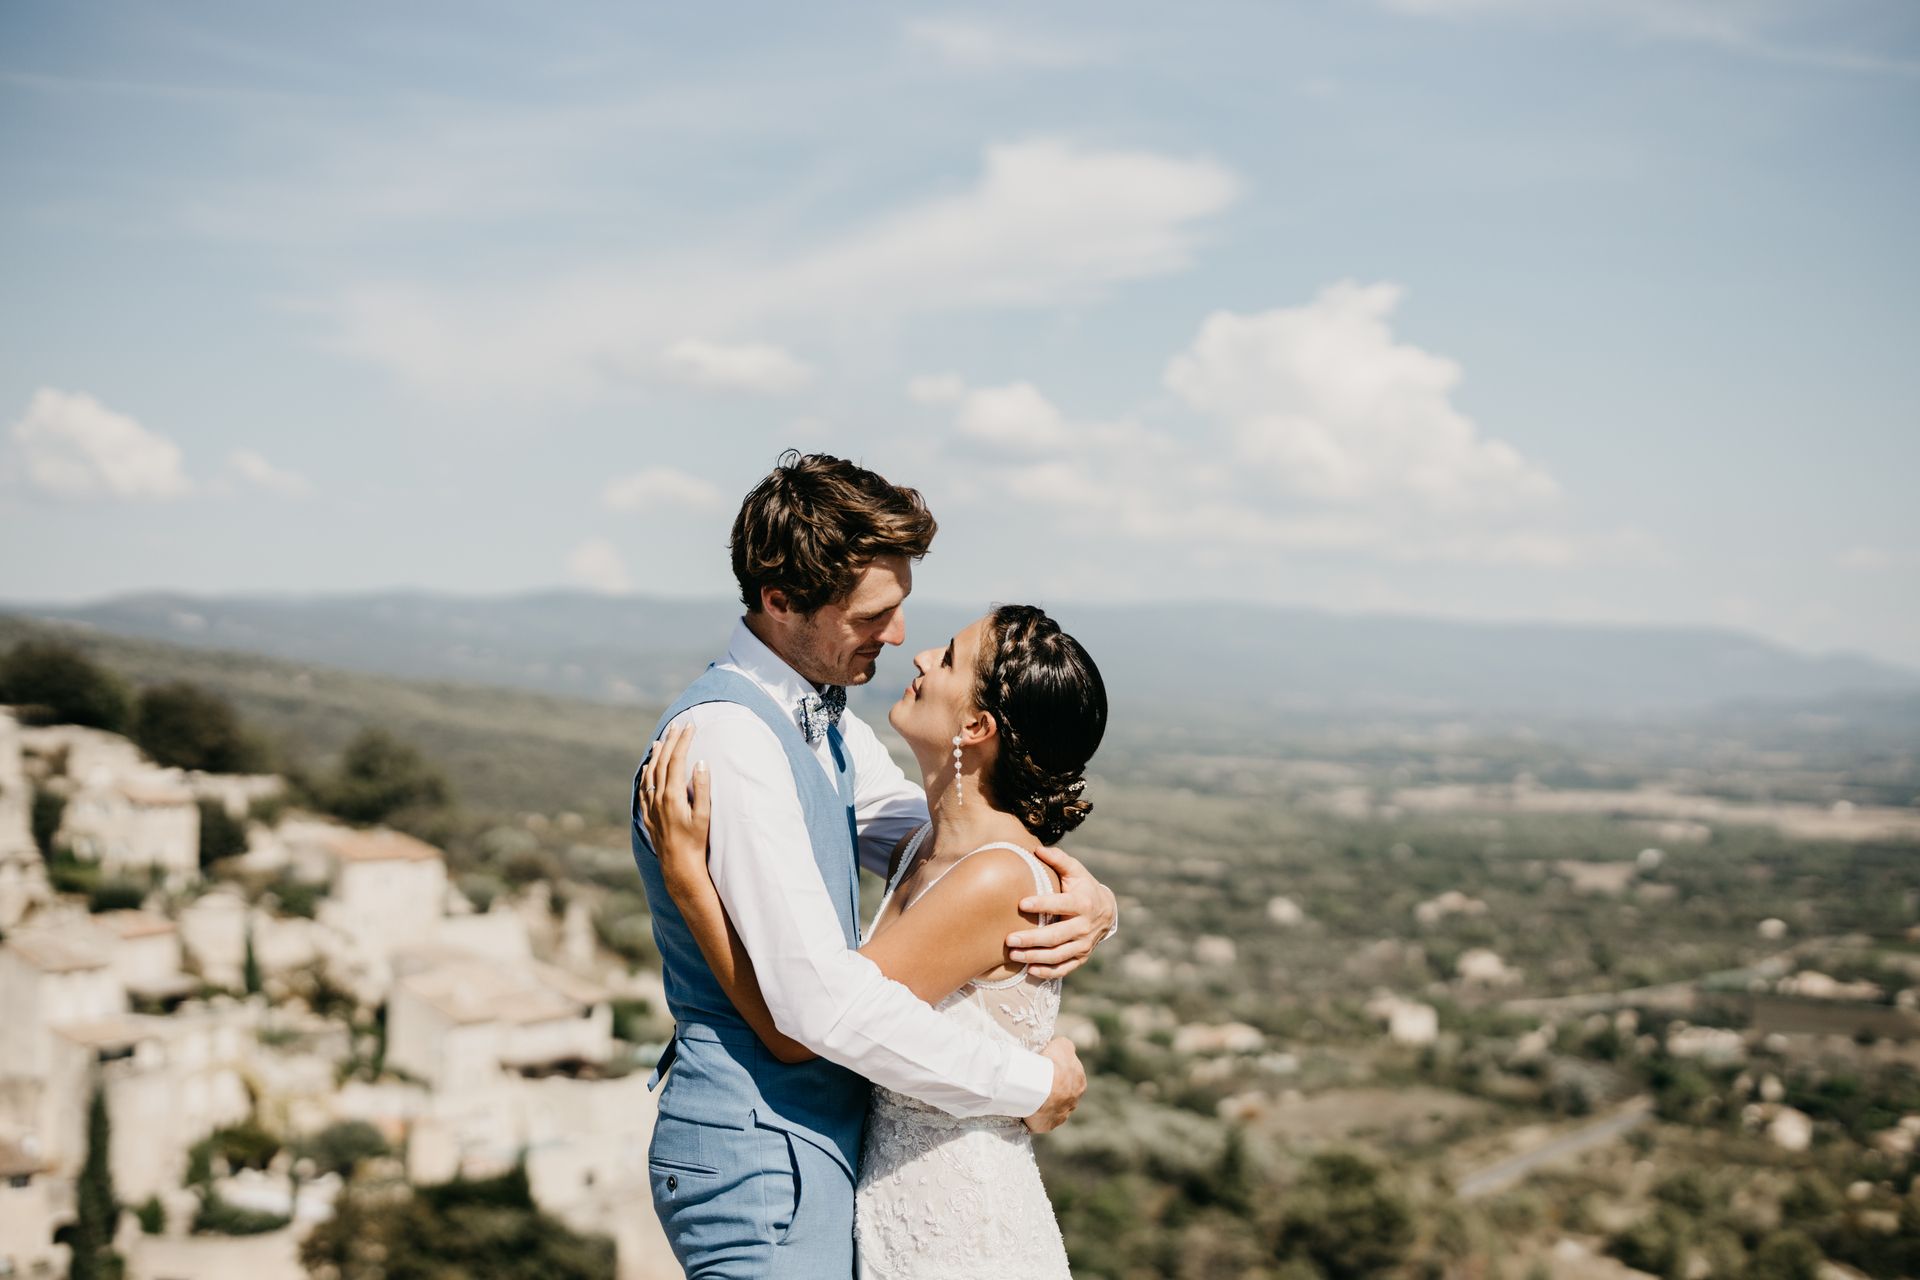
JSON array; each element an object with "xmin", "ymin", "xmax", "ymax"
[{"xmin": 972, "ymin": 605, "xmax": 1108, "ymax": 845}]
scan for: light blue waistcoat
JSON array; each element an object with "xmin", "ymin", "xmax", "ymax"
[{"xmin": 630, "ymin": 666, "xmax": 870, "ymax": 1181}]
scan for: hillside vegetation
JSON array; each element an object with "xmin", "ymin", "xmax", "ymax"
[{"xmin": 0, "ymin": 613, "xmax": 652, "ymax": 820}]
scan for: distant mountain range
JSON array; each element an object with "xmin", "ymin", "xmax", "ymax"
[{"xmin": 6, "ymin": 590, "xmax": 1915, "ymax": 722}]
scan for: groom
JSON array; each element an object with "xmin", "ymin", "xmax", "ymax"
[{"xmin": 630, "ymin": 451, "xmax": 1117, "ymax": 1276}]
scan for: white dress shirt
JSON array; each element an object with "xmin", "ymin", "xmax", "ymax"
[{"xmin": 661, "ymin": 619, "xmax": 1054, "ymax": 1119}]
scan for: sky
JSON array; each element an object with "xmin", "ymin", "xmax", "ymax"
[{"xmin": 1, "ymin": 1, "xmax": 1916, "ymax": 663}]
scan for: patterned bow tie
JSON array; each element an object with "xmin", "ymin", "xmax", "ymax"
[{"xmin": 796, "ymin": 685, "xmax": 847, "ymax": 744}]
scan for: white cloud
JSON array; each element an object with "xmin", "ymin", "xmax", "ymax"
[
  {"xmin": 1378, "ymin": 0, "xmax": 1920, "ymax": 77},
  {"xmin": 1836, "ymin": 545, "xmax": 1906, "ymax": 572},
  {"xmin": 603, "ymin": 466, "xmax": 727, "ymax": 513},
  {"xmin": 227, "ymin": 449, "xmax": 312, "ymax": 497},
  {"xmin": 902, "ymin": 17, "xmax": 1097, "ymax": 70},
  {"xmin": 325, "ymin": 139, "xmax": 1238, "ymax": 403},
  {"xmin": 659, "ymin": 340, "xmax": 813, "ymax": 395},
  {"xmin": 566, "ymin": 537, "xmax": 632, "ymax": 594},
  {"xmin": 1165, "ymin": 281, "xmax": 1559, "ymax": 513},
  {"xmin": 782, "ymin": 139, "xmax": 1237, "ymax": 311},
  {"xmin": 907, "ymin": 373, "xmax": 967, "ymax": 405},
  {"xmin": 8, "ymin": 388, "xmax": 191, "ymax": 499},
  {"xmin": 928, "ymin": 285, "xmax": 1647, "ymax": 569},
  {"xmin": 954, "ymin": 382, "xmax": 1081, "ymax": 455}
]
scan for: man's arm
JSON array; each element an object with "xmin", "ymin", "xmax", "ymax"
[
  {"xmin": 841, "ymin": 709, "xmax": 1119, "ymax": 977},
  {"xmin": 677, "ymin": 705, "xmax": 1054, "ymax": 1119},
  {"xmin": 1008, "ymin": 845, "xmax": 1121, "ymax": 980}
]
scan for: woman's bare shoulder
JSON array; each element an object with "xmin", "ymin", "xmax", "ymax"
[{"xmin": 928, "ymin": 844, "xmax": 1059, "ymax": 916}]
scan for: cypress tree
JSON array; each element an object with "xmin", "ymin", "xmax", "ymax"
[
  {"xmin": 70, "ymin": 1084, "xmax": 123, "ymax": 1280},
  {"xmin": 242, "ymin": 927, "xmax": 262, "ymax": 996}
]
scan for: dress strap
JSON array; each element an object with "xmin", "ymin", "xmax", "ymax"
[
  {"xmin": 906, "ymin": 841, "xmax": 1055, "ymax": 916},
  {"xmin": 889, "ymin": 823, "xmax": 932, "ymax": 892},
  {"xmin": 871, "ymin": 823, "xmax": 933, "ymax": 929}
]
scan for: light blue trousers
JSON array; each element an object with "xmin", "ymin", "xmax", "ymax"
[{"xmin": 650, "ymin": 1111, "xmax": 856, "ymax": 1277}]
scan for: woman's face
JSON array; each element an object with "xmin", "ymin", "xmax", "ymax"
[{"xmin": 888, "ymin": 615, "xmax": 989, "ymax": 751}]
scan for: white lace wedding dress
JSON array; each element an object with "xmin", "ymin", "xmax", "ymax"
[{"xmin": 854, "ymin": 825, "xmax": 1073, "ymax": 1279}]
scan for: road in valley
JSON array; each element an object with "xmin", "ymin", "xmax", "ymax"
[{"xmin": 1454, "ymin": 1096, "xmax": 1653, "ymax": 1200}]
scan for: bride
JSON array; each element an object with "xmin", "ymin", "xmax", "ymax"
[{"xmin": 638, "ymin": 603, "xmax": 1107, "ymax": 1278}]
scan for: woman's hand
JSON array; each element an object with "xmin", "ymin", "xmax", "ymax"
[{"xmin": 636, "ymin": 723, "xmax": 712, "ymax": 896}]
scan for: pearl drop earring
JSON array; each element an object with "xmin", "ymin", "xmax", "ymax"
[{"xmin": 951, "ymin": 734, "xmax": 964, "ymax": 806}]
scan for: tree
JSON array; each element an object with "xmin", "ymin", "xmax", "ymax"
[
  {"xmin": 133, "ymin": 681, "xmax": 266, "ymax": 773},
  {"xmin": 31, "ymin": 790, "xmax": 66, "ymax": 859},
  {"xmin": 318, "ymin": 729, "xmax": 451, "ymax": 825},
  {"xmin": 204, "ymin": 1122, "xmax": 279, "ymax": 1172},
  {"xmin": 301, "ymin": 1165, "xmax": 614, "ymax": 1280},
  {"xmin": 0, "ymin": 641, "xmax": 132, "ymax": 731},
  {"xmin": 69, "ymin": 1084, "xmax": 123, "ymax": 1280},
  {"xmin": 87, "ymin": 880, "xmax": 146, "ymax": 913},
  {"xmin": 1748, "ymin": 1231, "xmax": 1823, "ymax": 1280},
  {"xmin": 242, "ymin": 927, "xmax": 262, "ymax": 996},
  {"xmin": 1609, "ymin": 1207, "xmax": 1693, "ymax": 1280},
  {"xmin": 1272, "ymin": 1152, "xmax": 1415, "ymax": 1280},
  {"xmin": 1199, "ymin": 1129, "xmax": 1255, "ymax": 1216},
  {"xmin": 192, "ymin": 1193, "xmax": 289, "ymax": 1236},
  {"xmin": 199, "ymin": 799, "xmax": 248, "ymax": 868},
  {"xmin": 297, "ymin": 1120, "xmax": 389, "ymax": 1178}
]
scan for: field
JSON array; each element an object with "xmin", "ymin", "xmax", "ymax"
[{"xmin": 7, "ymin": 610, "xmax": 1919, "ymax": 1278}]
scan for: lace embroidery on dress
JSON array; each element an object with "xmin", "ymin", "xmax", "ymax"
[{"xmin": 854, "ymin": 824, "xmax": 1073, "ymax": 1279}]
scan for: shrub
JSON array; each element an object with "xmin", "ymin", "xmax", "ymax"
[
  {"xmin": 136, "ymin": 1195, "xmax": 166, "ymax": 1235},
  {"xmin": 198, "ymin": 1122, "xmax": 279, "ymax": 1173},
  {"xmin": 133, "ymin": 681, "xmax": 265, "ymax": 773},
  {"xmin": 1609, "ymin": 1207, "xmax": 1692, "ymax": 1280},
  {"xmin": 318, "ymin": 729, "xmax": 451, "ymax": 825},
  {"xmin": 30, "ymin": 789, "xmax": 65, "ymax": 858},
  {"xmin": 594, "ymin": 893, "xmax": 658, "ymax": 967},
  {"xmin": 302, "ymin": 1178, "xmax": 615, "ymax": 1280},
  {"xmin": 198, "ymin": 799, "xmax": 248, "ymax": 868},
  {"xmin": 266, "ymin": 874, "xmax": 325, "ymax": 920},
  {"xmin": 1747, "ymin": 1232, "xmax": 1823, "ymax": 1280},
  {"xmin": 610, "ymin": 998, "xmax": 670, "ymax": 1045},
  {"xmin": 192, "ymin": 1193, "xmax": 289, "ymax": 1236},
  {"xmin": 185, "ymin": 1139, "xmax": 213, "ymax": 1189},
  {"xmin": 48, "ymin": 851, "xmax": 98, "ymax": 896},
  {"xmin": 247, "ymin": 791, "xmax": 287, "ymax": 827},
  {"xmin": 298, "ymin": 1120, "xmax": 390, "ymax": 1178},
  {"xmin": 1272, "ymin": 1152, "xmax": 1415, "ymax": 1280},
  {"xmin": 88, "ymin": 879, "xmax": 146, "ymax": 913},
  {"xmin": 0, "ymin": 640, "xmax": 132, "ymax": 731}
]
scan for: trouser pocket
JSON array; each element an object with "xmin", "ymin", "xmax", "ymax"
[
  {"xmin": 649, "ymin": 1114, "xmax": 722, "ymax": 1207},
  {"xmin": 751, "ymin": 1114, "xmax": 803, "ymax": 1247}
]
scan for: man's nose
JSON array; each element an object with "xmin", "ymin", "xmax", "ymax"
[{"xmin": 880, "ymin": 610, "xmax": 907, "ymax": 648}]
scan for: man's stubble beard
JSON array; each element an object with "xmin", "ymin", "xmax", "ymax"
[{"xmin": 789, "ymin": 618, "xmax": 877, "ymax": 689}]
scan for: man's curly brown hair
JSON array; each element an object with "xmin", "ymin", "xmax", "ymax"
[{"xmin": 730, "ymin": 451, "xmax": 938, "ymax": 614}]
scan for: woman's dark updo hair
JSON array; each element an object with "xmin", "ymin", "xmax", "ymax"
[{"xmin": 973, "ymin": 605, "xmax": 1107, "ymax": 845}]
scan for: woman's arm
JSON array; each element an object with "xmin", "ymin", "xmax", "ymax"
[
  {"xmin": 858, "ymin": 848, "xmax": 1058, "ymax": 1003},
  {"xmin": 639, "ymin": 724, "xmax": 812, "ymax": 1063}
]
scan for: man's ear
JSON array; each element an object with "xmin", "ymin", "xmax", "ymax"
[{"xmin": 760, "ymin": 585, "xmax": 794, "ymax": 619}]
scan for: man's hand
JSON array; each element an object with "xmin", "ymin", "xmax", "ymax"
[
  {"xmin": 1007, "ymin": 844, "xmax": 1119, "ymax": 979},
  {"xmin": 1023, "ymin": 1037, "xmax": 1087, "ymax": 1134}
]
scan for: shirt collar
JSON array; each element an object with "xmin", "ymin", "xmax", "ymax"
[{"xmin": 723, "ymin": 617, "xmax": 820, "ymax": 714}]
